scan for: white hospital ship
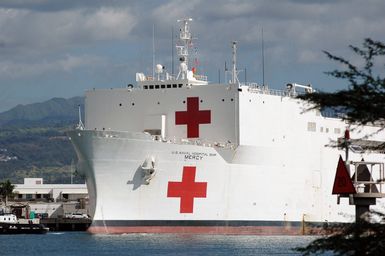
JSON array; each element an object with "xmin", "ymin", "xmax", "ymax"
[{"xmin": 68, "ymin": 18, "xmax": 385, "ymax": 234}]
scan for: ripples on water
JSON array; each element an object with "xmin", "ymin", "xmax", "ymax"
[{"xmin": 0, "ymin": 232, "xmax": 319, "ymax": 256}]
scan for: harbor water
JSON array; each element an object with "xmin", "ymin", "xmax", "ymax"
[{"xmin": 0, "ymin": 232, "xmax": 326, "ymax": 255}]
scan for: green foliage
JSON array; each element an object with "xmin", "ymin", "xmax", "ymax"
[
  {"xmin": 0, "ymin": 179, "xmax": 15, "ymax": 205},
  {"xmin": 0, "ymin": 96, "xmax": 86, "ymax": 184},
  {"xmin": 0, "ymin": 180, "xmax": 15, "ymax": 197},
  {"xmin": 298, "ymin": 38, "xmax": 385, "ymax": 126},
  {"xmin": 0, "ymin": 120, "xmax": 83, "ymax": 184},
  {"xmin": 296, "ymin": 211, "xmax": 385, "ymax": 255},
  {"xmin": 297, "ymin": 38, "xmax": 385, "ymax": 255},
  {"xmin": 0, "ymin": 96, "xmax": 83, "ymax": 126}
]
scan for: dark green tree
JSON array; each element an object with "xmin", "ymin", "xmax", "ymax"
[
  {"xmin": 0, "ymin": 179, "xmax": 15, "ymax": 206},
  {"xmin": 297, "ymin": 212, "xmax": 385, "ymax": 256},
  {"xmin": 298, "ymin": 38, "xmax": 385, "ymax": 126},
  {"xmin": 296, "ymin": 39, "xmax": 385, "ymax": 255}
]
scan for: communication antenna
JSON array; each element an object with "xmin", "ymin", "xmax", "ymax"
[
  {"xmin": 244, "ymin": 67, "xmax": 247, "ymax": 83},
  {"xmin": 171, "ymin": 26, "xmax": 174, "ymax": 75},
  {"xmin": 231, "ymin": 41, "xmax": 239, "ymax": 85},
  {"xmin": 70, "ymin": 159, "xmax": 74, "ymax": 184},
  {"xmin": 152, "ymin": 24, "xmax": 155, "ymax": 79},
  {"xmin": 262, "ymin": 27, "xmax": 265, "ymax": 86},
  {"xmin": 77, "ymin": 104, "xmax": 84, "ymax": 130},
  {"xmin": 176, "ymin": 18, "xmax": 193, "ymax": 79}
]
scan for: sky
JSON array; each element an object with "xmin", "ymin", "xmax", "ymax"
[{"xmin": 0, "ymin": 0, "xmax": 384, "ymax": 112}]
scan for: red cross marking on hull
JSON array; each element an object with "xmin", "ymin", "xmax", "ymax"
[
  {"xmin": 175, "ymin": 97, "xmax": 211, "ymax": 138},
  {"xmin": 167, "ymin": 166, "xmax": 207, "ymax": 213}
]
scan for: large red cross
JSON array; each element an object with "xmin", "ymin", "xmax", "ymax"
[
  {"xmin": 167, "ymin": 166, "xmax": 207, "ymax": 213},
  {"xmin": 175, "ymin": 97, "xmax": 211, "ymax": 138}
]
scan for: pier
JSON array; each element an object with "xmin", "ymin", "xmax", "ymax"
[{"xmin": 41, "ymin": 218, "xmax": 91, "ymax": 231}]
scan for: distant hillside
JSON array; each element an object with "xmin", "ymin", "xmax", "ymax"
[
  {"xmin": 0, "ymin": 97, "xmax": 84, "ymax": 127},
  {"xmin": 0, "ymin": 96, "xmax": 85, "ymax": 184}
]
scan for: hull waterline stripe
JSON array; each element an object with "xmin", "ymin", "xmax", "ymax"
[{"xmin": 91, "ymin": 220, "xmax": 326, "ymax": 227}]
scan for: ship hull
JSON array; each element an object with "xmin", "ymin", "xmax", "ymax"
[
  {"xmin": 68, "ymin": 129, "xmax": 384, "ymax": 235},
  {"xmin": 87, "ymin": 220, "xmax": 320, "ymax": 235}
]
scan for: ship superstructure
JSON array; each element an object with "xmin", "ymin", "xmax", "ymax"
[{"xmin": 68, "ymin": 18, "xmax": 385, "ymax": 234}]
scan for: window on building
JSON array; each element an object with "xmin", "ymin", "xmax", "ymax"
[
  {"xmin": 307, "ymin": 122, "xmax": 316, "ymax": 132},
  {"xmin": 334, "ymin": 128, "xmax": 341, "ymax": 134}
]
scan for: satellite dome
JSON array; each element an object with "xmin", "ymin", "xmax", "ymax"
[{"xmin": 155, "ymin": 64, "xmax": 163, "ymax": 74}]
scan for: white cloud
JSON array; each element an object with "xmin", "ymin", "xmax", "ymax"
[
  {"xmin": 0, "ymin": 6, "xmax": 137, "ymax": 55},
  {"xmin": 0, "ymin": 0, "xmax": 385, "ymax": 111},
  {"xmin": 0, "ymin": 55, "xmax": 106, "ymax": 78}
]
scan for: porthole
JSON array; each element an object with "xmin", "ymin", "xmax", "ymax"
[
  {"xmin": 132, "ymin": 103, "xmax": 135, "ymax": 106},
  {"xmin": 222, "ymin": 99, "xmax": 225, "ymax": 102}
]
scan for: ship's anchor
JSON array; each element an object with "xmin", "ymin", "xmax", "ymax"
[{"xmin": 141, "ymin": 156, "xmax": 156, "ymax": 185}]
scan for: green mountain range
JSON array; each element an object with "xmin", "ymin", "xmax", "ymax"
[
  {"xmin": 0, "ymin": 97, "xmax": 85, "ymax": 184},
  {"xmin": 0, "ymin": 97, "xmax": 84, "ymax": 127}
]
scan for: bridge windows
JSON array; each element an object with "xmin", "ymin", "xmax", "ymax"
[{"xmin": 143, "ymin": 84, "xmax": 185, "ymax": 89}]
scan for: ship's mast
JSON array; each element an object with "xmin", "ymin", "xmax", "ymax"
[
  {"xmin": 231, "ymin": 41, "xmax": 239, "ymax": 85},
  {"xmin": 176, "ymin": 18, "xmax": 193, "ymax": 79}
]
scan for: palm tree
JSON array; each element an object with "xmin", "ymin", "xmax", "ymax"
[{"xmin": 0, "ymin": 180, "xmax": 15, "ymax": 206}]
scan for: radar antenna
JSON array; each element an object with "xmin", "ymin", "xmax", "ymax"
[{"xmin": 176, "ymin": 18, "xmax": 193, "ymax": 79}]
